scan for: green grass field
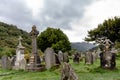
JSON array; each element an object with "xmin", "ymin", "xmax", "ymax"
[{"xmin": 0, "ymin": 57, "xmax": 120, "ymax": 80}]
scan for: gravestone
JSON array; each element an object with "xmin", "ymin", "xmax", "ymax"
[
  {"xmin": 28, "ymin": 25, "xmax": 41, "ymax": 71},
  {"xmin": 58, "ymin": 51, "xmax": 63, "ymax": 64},
  {"xmin": 1, "ymin": 55, "xmax": 12, "ymax": 69},
  {"xmin": 85, "ymin": 51, "xmax": 93, "ymax": 64},
  {"xmin": 55, "ymin": 53, "xmax": 61, "ymax": 65},
  {"xmin": 98, "ymin": 37, "xmax": 116, "ymax": 69},
  {"xmin": 61, "ymin": 62, "xmax": 78, "ymax": 80},
  {"xmin": 19, "ymin": 58, "xmax": 26, "ymax": 70},
  {"xmin": 44, "ymin": 48, "xmax": 56, "ymax": 69},
  {"xmin": 73, "ymin": 52, "xmax": 81, "ymax": 63},
  {"xmin": 14, "ymin": 36, "xmax": 26, "ymax": 70},
  {"xmin": 92, "ymin": 50, "xmax": 97, "ymax": 62},
  {"xmin": 63, "ymin": 52, "xmax": 69, "ymax": 63}
]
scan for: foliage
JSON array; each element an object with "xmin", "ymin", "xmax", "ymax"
[
  {"xmin": 37, "ymin": 27, "xmax": 71, "ymax": 52},
  {"xmin": 0, "ymin": 21, "xmax": 31, "ymax": 57},
  {"xmin": 0, "ymin": 47, "xmax": 16, "ymax": 58},
  {"xmin": 85, "ymin": 17, "xmax": 120, "ymax": 45}
]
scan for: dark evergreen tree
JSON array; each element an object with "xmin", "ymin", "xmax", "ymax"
[{"xmin": 37, "ymin": 27, "xmax": 71, "ymax": 52}]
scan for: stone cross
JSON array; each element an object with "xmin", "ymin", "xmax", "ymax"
[
  {"xmin": 18, "ymin": 36, "xmax": 22, "ymax": 46},
  {"xmin": 29, "ymin": 25, "xmax": 41, "ymax": 70}
]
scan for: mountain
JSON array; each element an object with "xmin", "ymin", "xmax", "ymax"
[
  {"xmin": 0, "ymin": 21, "xmax": 31, "ymax": 57},
  {"xmin": 71, "ymin": 42, "xmax": 96, "ymax": 52}
]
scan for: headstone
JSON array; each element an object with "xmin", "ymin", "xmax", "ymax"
[
  {"xmin": 58, "ymin": 51, "xmax": 63, "ymax": 64},
  {"xmin": 19, "ymin": 58, "xmax": 26, "ymax": 70},
  {"xmin": 73, "ymin": 52, "xmax": 81, "ymax": 63},
  {"xmin": 92, "ymin": 50, "xmax": 97, "ymax": 62},
  {"xmin": 1, "ymin": 55, "xmax": 12, "ymax": 69},
  {"xmin": 14, "ymin": 36, "xmax": 26, "ymax": 70},
  {"xmin": 29, "ymin": 25, "xmax": 41, "ymax": 71},
  {"xmin": 44, "ymin": 48, "xmax": 56, "ymax": 69},
  {"xmin": 85, "ymin": 51, "xmax": 93, "ymax": 64},
  {"xmin": 55, "ymin": 53, "xmax": 61, "ymax": 65},
  {"xmin": 97, "ymin": 37, "xmax": 116, "ymax": 69},
  {"xmin": 61, "ymin": 62, "xmax": 78, "ymax": 80},
  {"xmin": 63, "ymin": 52, "xmax": 69, "ymax": 63}
]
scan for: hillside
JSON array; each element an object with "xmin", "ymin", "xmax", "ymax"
[
  {"xmin": 0, "ymin": 21, "xmax": 31, "ymax": 57},
  {"xmin": 71, "ymin": 42, "xmax": 96, "ymax": 52}
]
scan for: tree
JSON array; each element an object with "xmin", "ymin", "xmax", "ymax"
[
  {"xmin": 85, "ymin": 17, "xmax": 120, "ymax": 45},
  {"xmin": 37, "ymin": 27, "xmax": 71, "ymax": 52}
]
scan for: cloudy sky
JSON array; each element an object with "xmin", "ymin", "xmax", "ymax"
[{"xmin": 0, "ymin": 0, "xmax": 120, "ymax": 42}]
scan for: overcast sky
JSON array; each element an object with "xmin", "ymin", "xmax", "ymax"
[{"xmin": 0, "ymin": 0, "xmax": 120, "ymax": 42}]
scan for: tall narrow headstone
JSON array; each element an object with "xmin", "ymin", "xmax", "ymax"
[
  {"xmin": 29, "ymin": 25, "xmax": 41, "ymax": 71},
  {"xmin": 44, "ymin": 48, "xmax": 55, "ymax": 69},
  {"xmin": 14, "ymin": 36, "xmax": 26, "ymax": 70},
  {"xmin": 58, "ymin": 51, "xmax": 63, "ymax": 64},
  {"xmin": 85, "ymin": 51, "xmax": 93, "ymax": 64}
]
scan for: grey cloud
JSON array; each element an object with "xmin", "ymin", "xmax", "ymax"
[
  {"xmin": 0, "ymin": 0, "xmax": 93, "ymax": 32},
  {"xmin": 0, "ymin": 0, "xmax": 37, "ymax": 31},
  {"xmin": 39, "ymin": 0, "xmax": 93, "ymax": 30}
]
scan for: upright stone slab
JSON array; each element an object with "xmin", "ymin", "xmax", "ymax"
[
  {"xmin": 73, "ymin": 52, "xmax": 81, "ymax": 63},
  {"xmin": 14, "ymin": 36, "xmax": 26, "ymax": 70},
  {"xmin": 29, "ymin": 25, "xmax": 41, "ymax": 71},
  {"xmin": 63, "ymin": 52, "xmax": 69, "ymax": 63},
  {"xmin": 58, "ymin": 51, "xmax": 63, "ymax": 64},
  {"xmin": 85, "ymin": 51, "xmax": 93, "ymax": 64},
  {"xmin": 1, "ymin": 55, "xmax": 12, "ymax": 69},
  {"xmin": 44, "ymin": 48, "xmax": 55, "ymax": 69},
  {"xmin": 19, "ymin": 58, "xmax": 26, "ymax": 70}
]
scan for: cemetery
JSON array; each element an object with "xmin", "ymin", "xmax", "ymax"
[{"xmin": 0, "ymin": 22, "xmax": 120, "ymax": 80}]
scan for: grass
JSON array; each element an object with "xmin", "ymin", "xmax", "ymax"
[{"xmin": 0, "ymin": 57, "xmax": 120, "ymax": 80}]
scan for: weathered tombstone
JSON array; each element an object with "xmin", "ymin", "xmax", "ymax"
[
  {"xmin": 97, "ymin": 37, "xmax": 116, "ymax": 69},
  {"xmin": 1, "ymin": 55, "xmax": 12, "ymax": 69},
  {"xmin": 28, "ymin": 25, "xmax": 41, "ymax": 71},
  {"xmin": 58, "ymin": 51, "xmax": 63, "ymax": 64},
  {"xmin": 44, "ymin": 48, "xmax": 56, "ymax": 69},
  {"xmin": 85, "ymin": 51, "xmax": 93, "ymax": 64},
  {"xmin": 92, "ymin": 50, "xmax": 97, "ymax": 62},
  {"xmin": 63, "ymin": 52, "xmax": 69, "ymax": 63},
  {"xmin": 19, "ymin": 58, "xmax": 26, "ymax": 70},
  {"xmin": 55, "ymin": 53, "xmax": 61, "ymax": 65},
  {"xmin": 61, "ymin": 62, "xmax": 78, "ymax": 80},
  {"xmin": 73, "ymin": 52, "xmax": 81, "ymax": 63},
  {"xmin": 14, "ymin": 36, "xmax": 26, "ymax": 70}
]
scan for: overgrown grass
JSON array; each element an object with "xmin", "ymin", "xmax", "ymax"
[{"xmin": 0, "ymin": 57, "xmax": 120, "ymax": 80}]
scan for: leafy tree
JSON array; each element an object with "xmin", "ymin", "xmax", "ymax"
[
  {"xmin": 37, "ymin": 27, "xmax": 71, "ymax": 52},
  {"xmin": 85, "ymin": 17, "xmax": 120, "ymax": 46}
]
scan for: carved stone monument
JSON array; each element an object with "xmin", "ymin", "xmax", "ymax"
[
  {"xmin": 61, "ymin": 62, "xmax": 78, "ymax": 80},
  {"xmin": 97, "ymin": 37, "xmax": 116, "ymax": 69},
  {"xmin": 73, "ymin": 52, "xmax": 81, "ymax": 63},
  {"xmin": 1, "ymin": 55, "xmax": 12, "ymax": 69},
  {"xmin": 44, "ymin": 48, "xmax": 56, "ymax": 69},
  {"xmin": 85, "ymin": 51, "xmax": 93, "ymax": 64},
  {"xmin": 14, "ymin": 36, "xmax": 26, "ymax": 70},
  {"xmin": 29, "ymin": 25, "xmax": 41, "ymax": 71},
  {"xmin": 58, "ymin": 51, "xmax": 63, "ymax": 64}
]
